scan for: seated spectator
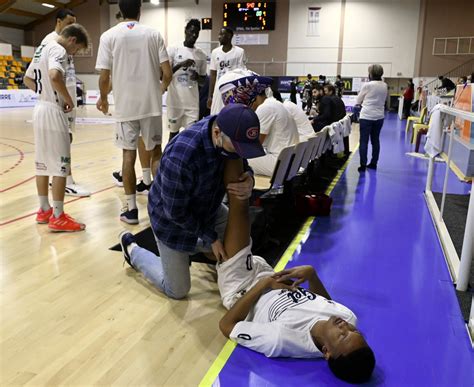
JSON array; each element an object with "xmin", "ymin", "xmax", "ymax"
[
  {"xmin": 307, "ymin": 84, "xmax": 323, "ymax": 117},
  {"xmin": 312, "ymin": 86, "xmax": 333, "ymax": 132},
  {"xmin": 457, "ymin": 76, "xmax": 467, "ymax": 85},
  {"xmin": 437, "ymin": 76, "xmax": 456, "ymax": 92},
  {"xmin": 217, "ymin": 158, "xmax": 376, "ymax": 384}
]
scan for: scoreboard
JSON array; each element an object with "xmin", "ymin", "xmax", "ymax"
[{"xmin": 223, "ymin": 2, "xmax": 276, "ymax": 31}]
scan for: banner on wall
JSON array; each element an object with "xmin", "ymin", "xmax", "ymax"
[
  {"xmin": 0, "ymin": 89, "xmax": 37, "ymax": 108},
  {"xmin": 453, "ymin": 84, "xmax": 473, "ymax": 143},
  {"xmin": 233, "ymin": 34, "xmax": 268, "ymax": 46},
  {"xmin": 307, "ymin": 7, "xmax": 321, "ymax": 37},
  {"xmin": 277, "ymin": 77, "xmax": 295, "ymax": 92}
]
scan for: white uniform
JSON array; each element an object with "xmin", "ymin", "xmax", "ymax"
[
  {"xmin": 96, "ymin": 21, "xmax": 169, "ymax": 150},
  {"xmin": 209, "ymin": 45, "xmax": 247, "ymax": 115},
  {"xmin": 166, "ymin": 44, "xmax": 207, "ymax": 132},
  {"xmin": 249, "ymin": 97, "xmax": 300, "ymax": 176},
  {"xmin": 41, "ymin": 31, "xmax": 77, "ymax": 133},
  {"xmin": 217, "ymin": 243, "xmax": 358, "ymax": 358},
  {"xmin": 25, "ymin": 41, "xmax": 70, "ymax": 177},
  {"xmin": 283, "ymin": 100, "xmax": 314, "ymax": 141}
]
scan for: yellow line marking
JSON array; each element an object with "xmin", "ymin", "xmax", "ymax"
[
  {"xmin": 440, "ymin": 152, "xmax": 473, "ymax": 182},
  {"xmin": 199, "ymin": 147, "xmax": 359, "ymax": 387}
]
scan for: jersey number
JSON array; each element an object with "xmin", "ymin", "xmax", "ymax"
[
  {"xmin": 34, "ymin": 69, "xmax": 42, "ymax": 94},
  {"xmin": 246, "ymin": 254, "xmax": 253, "ymax": 271}
]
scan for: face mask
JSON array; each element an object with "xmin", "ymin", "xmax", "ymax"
[{"xmin": 217, "ymin": 134, "xmax": 240, "ymax": 159}]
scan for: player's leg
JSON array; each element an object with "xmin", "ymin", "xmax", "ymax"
[
  {"xmin": 65, "ymin": 111, "xmax": 90, "ymax": 197},
  {"xmin": 35, "ymin": 175, "xmax": 52, "ymax": 223},
  {"xmin": 222, "ymin": 158, "xmax": 250, "ymax": 259},
  {"xmin": 44, "ymin": 107, "xmax": 85, "ymax": 232},
  {"xmin": 140, "ymin": 115, "xmax": 163, "ymax": 180},
  {"xmin": 116, "ymin": 121, "xmax": 139, "ymax": 224},
  {"xmin": 136, "ymin": 136, "xmax": 152, "ymax": 194},
  {"xmin": 168, "ymin": 111, "xmax": 183, "ymax": 142}
]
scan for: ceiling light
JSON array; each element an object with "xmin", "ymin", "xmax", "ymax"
[
  {"xmin": 41, "ymin": 3, "xmax": 55, "ymax": 8},
  {"xmin": 150, "ymin": 0, "xmax": 160, "ymax": 5}
]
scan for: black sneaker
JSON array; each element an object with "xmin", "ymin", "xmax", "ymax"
[
  {"xmin": 120, "ymin": 207, "xmax": 139, "ymax": 224},
  {"xmin": 118, "ymin": 230, "xmax": 137, "ymax": 270},
  {"xmin": 112, "ymin": 171, "xmax": 123, "ymax": 187},
  {"xmin": 136, "ymin": 180, "xmax": 151, "ymax": 195},
  {"xmin": 367, "ymin": 163, "xmax": 377, "ymax": 170},
  {"xmin": 358, "ymin": 165, "xmax": 366, "ymax": 172}
]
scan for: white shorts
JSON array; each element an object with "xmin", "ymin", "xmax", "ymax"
[
  {"xmin": 217, "ymin": 243, "xmax": 274, "ymax": 310},
  {"xmin": 248, "ymin": 153, "xmax": 278, "ymax": 177},
  {"xmin": 115, "ymin": 116, "xmax": 162, "ymax": 151},
  {"xmin": 167, "ymin": 108, "xmax": 198, "ymax": 133},
  {"xmin": 33, "ymin": 101, "xmax": 71, "ymax": 177}
]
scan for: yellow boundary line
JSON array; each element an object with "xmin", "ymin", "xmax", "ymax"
[
  {"xmin": 199, "ymin": 147, "xmax": 359, "ymax": 387},
  {"xmin": 440, "ymin": 153, "xmax": 473, "ymax": 182}
]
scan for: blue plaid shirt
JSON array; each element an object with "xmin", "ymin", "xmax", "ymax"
[{"xmin": 148, "ymin": 115, "xmax": 251, "ymax": 252}]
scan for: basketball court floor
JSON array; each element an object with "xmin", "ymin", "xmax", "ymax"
[{"xmin": 1, "ymin": 106, "xmax": 472, "ymax": 386}]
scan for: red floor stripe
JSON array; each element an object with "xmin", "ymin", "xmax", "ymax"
[
  {"xmin": 0, "ymin": 176, "xmax": 35, "ymax": 193},
  {"xmin": 0, "ymin": 142, "xmax": 24, "ymax": 176}
]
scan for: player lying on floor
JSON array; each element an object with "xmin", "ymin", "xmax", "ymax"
[{"xmin": 217, "ymin": 158, "xmax": 376, "ymax": 384}]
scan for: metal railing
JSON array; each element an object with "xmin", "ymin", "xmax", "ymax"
[
  {"xmin": 424, "ymin": 104, "xmax": 474, "ymax": 343},
  {"xmin": 424, "ymin": 58, "xmax": 474, "ymax": 96}
]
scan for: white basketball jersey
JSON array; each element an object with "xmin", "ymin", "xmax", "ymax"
[
  {"xmin": 41, "ymin": 31, "xmax": 77, "ymax": 105},
  {"xmin": 210, "ymin": 45, "xmax": 247, "ymax": 80},
  {"xmin": 167, "ymin": 44, "xmax": 207, "ymax": 111},
  {"xmin": 25, "ymin": 41, "xmax": 67, "ymax": 106}
]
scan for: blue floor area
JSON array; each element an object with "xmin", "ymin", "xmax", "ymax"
[{"xmin": 214, "ymin": 113, "xmax": 473, "ymax": 386}]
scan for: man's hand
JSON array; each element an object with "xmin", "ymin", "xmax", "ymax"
[
  {"xmin": 272, "ymin": 265, "xmax": 315, "ymax": 288},
  {"xmin": 180, "ymin": 59, "xmax": 195, "ymax": 69},
  {"xmin": 211, "ymin": 239, "xmax": 228, "ymax": 263},
  {"xmin": 226, "ymin": 172, "xmax": 254, "ymax": 200},
  {"xmin": 258, "ymin": 276, "xmax": 295, "ymax": 291},
  {"xmin": 96, "ymin": 97, "xmax": 109, "ymax": 115},
  {"xmin": 63, "ymin": 95, "xmax": 74, "ymax": 113},
  {"xmin": 206, "ymin": 96, "xmax": 212, "ymax": 109}
]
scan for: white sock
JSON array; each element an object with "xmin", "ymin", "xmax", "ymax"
[
  {"xmin": 142, "ymin": 168, "xmax": 152, "ymax": 185},
  {"xmin": 66, "ymin": 175, "xmax": 74, "ymax": 185},
  {"xmin": 53, "ymin": 201, "xmax": 64, "ymax": 217},
  {"xmin": 39, "ymin": 196, "xmax": 51, "ymax": 211},
  {"xmin": 126, "ymin": 194, "xmax": 137, "ymax": 210},
  {"xmin": 127, "ymin": 242, "xmax": 138, "ymax": 257}
]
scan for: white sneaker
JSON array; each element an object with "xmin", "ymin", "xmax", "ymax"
[{"xmin": 65, "ymin": 183, "xmax": 91, "ymax": 197}]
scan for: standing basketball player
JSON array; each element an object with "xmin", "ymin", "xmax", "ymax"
[
  {"xmin": 96, "ymin": 0, "xmax": 172, "ymax": 224},
  {"xmin": 24, "ymin": 24, "xmax": 89, "ymax": 232},
  {"xmin": 166, "ymin": 19, "xmax": 207, "ymax": 142},
  {"xmin": 41, "ymin": 8, "xmax": 90, "ymax": 197},
  {"xmin": 208, "ymin": 27, "xmax": 247, "ymax": 115}
]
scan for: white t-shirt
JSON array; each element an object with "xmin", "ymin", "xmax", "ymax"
[
  {"xmin": 41, "ymin": 31, "xmax": 77, "ymax": 105},
  {"xmin": 283, "ymin": 100, "xmax": 314, "ymax": 141},
  {"xmin": 25, "ymin": 41, "xmax": 67, "ymax": 106},
  {"xmin": 256, "ymin": 97, "xmax": 300, "ymax": 155},
  {"xmin": 356, "ymin": 80, "xmax": 388, "ymax": 121},
  {"xmin": 96, "ymin": 21, "xmax": 169, "ymax": 122},
  {"xmin": 210, "ymin": 45, "xmax": 247, "ymax": 80},
  {"xmin": 230, "ymin": 288, "xmax": 357, "ymax": 358},
  {"xmin": 166, "ymin": 44, "xmax": 207, "ymax": 111}
]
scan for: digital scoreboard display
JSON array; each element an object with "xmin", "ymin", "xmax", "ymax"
[{"xmin": 223, "ymin": 2, "xmax": 276, "ymax": 31}]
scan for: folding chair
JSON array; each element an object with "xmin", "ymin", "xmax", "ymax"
[
  {"xmin": 300, "ymin": 136, "xmax": 319, "ymax": 171},
  {"xmin": 287, "ymin": 141, "xmax": 310, "ymax": 180},
  {"xmin": 254, "ymin": 145, "xmax": 296, "ymax": 192}
]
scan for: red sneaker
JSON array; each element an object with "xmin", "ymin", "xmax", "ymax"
[
  {"xmin": 48, "ymin": 212, "xmax": 86, "ymax": 232},
  {"xmin": 36, "ymin": 207, "xmax": 53, "ymax": 224}
]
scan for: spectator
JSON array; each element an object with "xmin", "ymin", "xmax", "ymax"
[
  {"xmin": 335, "ymin": 75, "xmax": 344, "ymax": 97},
  {"xmin": 290, "ymin": 80, "xmax": 297, "ymax": 104},
  {"xmin": 301, "ymin": 74, "xmax": 312, "ymax": 112},
  {"xmin": 311, "ymin": 85, "xmax": 333, "ymax": 132},
  {"xmin": 457, "ymin": 76, "xmax": 467, "ymax": 85},
  {"xmin": 355, "ymin": 64, "xmax": 388, "ymax": 172},
  {"xmin": 437, "ymin": 75, "xmax": 456, "ymax": 92},
  {"xmin": 402, "ymin": 79, "xmax": 414, "ymax": 119}
]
